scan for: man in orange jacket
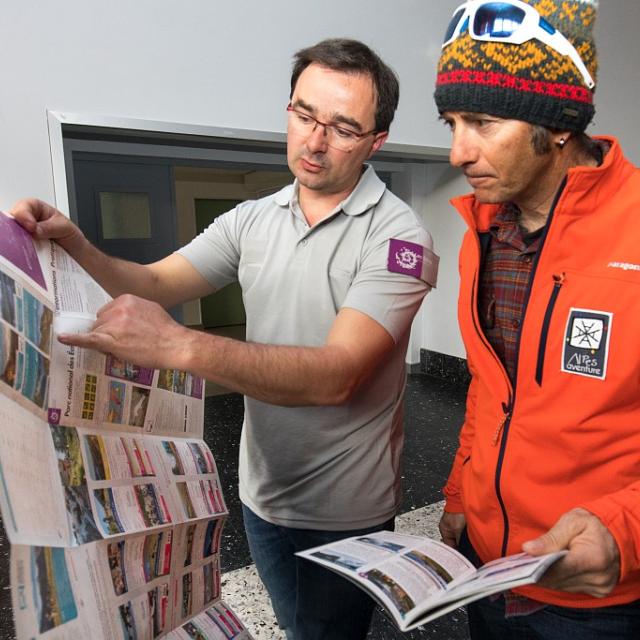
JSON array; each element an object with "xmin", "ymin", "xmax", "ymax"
[{"xmin": 434, "ymin": 0, "xmax": 640, "ymax": 637}]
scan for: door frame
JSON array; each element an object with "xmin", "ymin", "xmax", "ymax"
[{"xmin": 47, "ymin": 110, "xmax": 450, "ymax": 217}]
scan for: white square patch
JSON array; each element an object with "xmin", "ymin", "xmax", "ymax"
[
  {"xmin": 569, "ymin": 317, "xmax": 604, "ymax": 350},
  {"xmin": 562, "ymin": 308, "xmax": 613, "ymax": 380}
]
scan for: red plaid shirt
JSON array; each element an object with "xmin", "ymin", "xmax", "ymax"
[
  {"xmin": 479, "ymin": 202, "xmax": 547, "ymax": 617},
  {"xmin": 478, "ymin": 203, "xmax": 544, "ymax": 383}
]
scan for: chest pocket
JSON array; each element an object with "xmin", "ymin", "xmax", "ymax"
[
  {"xmin": 328, "ymin": 264, "xmax": 356, "ymax": 309},
  {"xmin": 238, "ymin": 243, "xmax": 266, "ymax": 293},
  {"xmin": 534, "ymin": 269, "xmax": 640, "ymax": 388}
]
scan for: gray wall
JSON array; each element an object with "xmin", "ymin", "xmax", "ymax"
[
  {"xmin": 0, "ymin": 0, "xmax": 638, "ymax": 361},
  {"xmin": 0, "ymin": 0, "xmax": 460, "ymax": 208},
  {"xmin": 593, "ymin": 1, "xmax": 640, "ymax": 161}
]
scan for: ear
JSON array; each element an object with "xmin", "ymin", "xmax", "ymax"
[{"xmin": 367, "ymin": 131, "xmax": 389, "ymax": 158}]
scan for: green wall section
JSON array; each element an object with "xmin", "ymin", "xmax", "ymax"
[{"xmin": 195, "ymin": 199, "xmax": 246, "ymax": 328}]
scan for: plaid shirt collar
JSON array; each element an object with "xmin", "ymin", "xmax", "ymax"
[{"xmin": 489, "ymin": 202, "xmax": 544, "ymax": 254}]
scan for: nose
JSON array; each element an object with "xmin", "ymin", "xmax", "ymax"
[
  {"xmin": 306, "ymin": 122, "xmax": 329, "ymax": 153},
  {"xmin": 449, "ymin": 127, "xmax": 478, "ymax": 168}
]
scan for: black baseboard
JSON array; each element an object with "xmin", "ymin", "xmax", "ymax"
[
  {"xmin": 420, "ymin": 348, "xmax": 471, "ymax": 387},
  {"xmin": 407, "ymin": 362, "xmax": 423, "ymax": 374}
]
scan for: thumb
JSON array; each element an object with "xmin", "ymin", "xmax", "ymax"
[
  {"xmin": 522, "ymin": 512, "xmax": 583, "ymax": 556},
  {"xmin": 36, "ymin": 217, "xmax": 86, "ymax": 253},
  {"xmin": 35, "ymin": 215, "xmax": 72, "ymax": 238}
]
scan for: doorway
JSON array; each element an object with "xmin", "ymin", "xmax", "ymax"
[
  {"xmin": 58, "ymin": 113, "xmax": 448, "ymax": 373},
  {"xmin": 194, "ymin": 198, "xmax": 244, "ymax": 329}
]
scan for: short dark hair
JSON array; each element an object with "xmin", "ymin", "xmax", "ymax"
[
  {"xmin": 530, "ymin": 125, "xmax": 554, "ymax": 155},
  {"xmin": 290, "ymin": 38, "xmax": 400, "ymax": 133},
  {"xmin": 530, "ymin": 124, "xmax": 601, "ymax": 160}
]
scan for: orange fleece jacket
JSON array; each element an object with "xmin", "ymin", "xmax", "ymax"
[{"xmin": 445, "ymin": 137, "xmax": 640, "ymax": 608}]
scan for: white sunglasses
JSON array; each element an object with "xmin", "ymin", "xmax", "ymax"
[{"xmin": 442, "ymin": 0, "xmax": 595, "ymax": 89}]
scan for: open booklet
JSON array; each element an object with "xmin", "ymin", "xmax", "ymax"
[
  {"xmin": 0, "ymin": 211, "xmax": 253, "ymax": 640},
  {"xmin": 297, "ymin": 530, "xmax": 565, "ymax": 631}
]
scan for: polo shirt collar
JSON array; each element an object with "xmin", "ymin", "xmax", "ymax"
[
  {"xmin": 273, "ymin": 164, "xmax": 386, "ymax": 216},
  {"xmin": 340, "ymin": 165, "xmax": 387, "ymax": 216}
]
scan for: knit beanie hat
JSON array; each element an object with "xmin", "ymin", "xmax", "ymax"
[{"xmin": 434, "ymin": 0, "xmax": 598, "ymax": 132}]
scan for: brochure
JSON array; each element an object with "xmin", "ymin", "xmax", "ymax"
[
  {"xmin": 297, "ymin": 530, "xmax": 564, "ymax": 631},
  {"xmin": 0, "ymin": 212, "xmax": 252, "ymax": 639}
]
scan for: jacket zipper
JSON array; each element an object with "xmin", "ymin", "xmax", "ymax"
[
  {"xmin": 535, "ymin": 273, "xmax": 566, "ymax": 386},
  {"xmin": 490, "ymin": 178, "xmax": 568, "ymax": 557},
  {"xmin": 469, "ymin": 236, "xmax": 514, "ymax": 556},
  {"xmin": 494, "ymin": 402, "xmax": 512, "ymax": 555},
  {"xmin": 492, "ymin": 407, "xmax": 510, "ymax": 446},
  {"xmin": 468, "ymin": 235, "xmax": 513, "ymax": 442}
]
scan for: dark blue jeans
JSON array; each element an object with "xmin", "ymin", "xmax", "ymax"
[
  {"xmin": 459, "ymin": 528, "xmax": 640, "ymax": 639},
  {"xmin": 242, "ymin": 504, "xmax": 394, "ymax": 640}
]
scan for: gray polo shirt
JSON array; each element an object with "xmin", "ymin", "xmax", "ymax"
[{"xmin": 178, "ymin": 165, "xmax": 436, "ymax": 529}]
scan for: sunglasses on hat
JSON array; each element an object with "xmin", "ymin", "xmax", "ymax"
[{"xmin": 442, "ymin": 0, "xmax": 595, "ymax": 89}]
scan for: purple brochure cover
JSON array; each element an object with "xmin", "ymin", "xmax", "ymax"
[
  {"xmin": 0, "ymin": 212, "xmax": 47, "ymax": 290},
  {"xmin": 191, "ymin": 376, "xmax": 204, "ymax": 400}
]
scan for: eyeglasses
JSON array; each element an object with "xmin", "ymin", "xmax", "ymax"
[
  {"xmin": 442, "ymin": 0, "xmax": 595, "ymax": 89},
  {"xmin": 286, "ymin": 105, "xmax": 378, "ymax": 152}
]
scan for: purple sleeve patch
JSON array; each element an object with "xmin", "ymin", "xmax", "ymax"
[
  {"xmin": 388, "ymin": 238, "xmax": 426, "ymax": 278},
  {"xmin": 387, "ymin": 238, "xmax": 439, "ymax": 286}
]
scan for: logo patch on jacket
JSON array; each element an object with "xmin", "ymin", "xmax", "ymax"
[{"xmin": 561, "ymin": 308, "xmax": 613, "ymax": 380}]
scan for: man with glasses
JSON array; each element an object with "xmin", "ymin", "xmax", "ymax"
[
  {"xmin": 434, "ymin": 0, "xmax": 640, "ymax": 638},
  {"xmin": 11, "ymin": 38, "xmax": 437, "ymax": 639}
]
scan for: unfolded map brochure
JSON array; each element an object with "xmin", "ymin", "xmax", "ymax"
[
  {"xmin": 297, "ymin": 530, "xmax": 564, "ymax": 631},
  {"xmin": 0, "ymin": 211, "xmax": 253, "ymax": 639}
]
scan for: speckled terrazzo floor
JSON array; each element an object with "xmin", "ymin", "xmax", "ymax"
[
  {"xmin": 221, "ymin": 502, "xmax": 470, "ymax": 640},
  {"xmin": 0, "ymin": 373, "xmax": 470, "ymax": 639},
  {"xmin": 207, "ymin": 374, "xmax": 470, "ymax": 640}
]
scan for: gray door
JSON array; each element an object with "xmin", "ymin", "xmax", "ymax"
[{"xmin": 72, "ymin": 155, "xmax": 181, "ymax": 319}]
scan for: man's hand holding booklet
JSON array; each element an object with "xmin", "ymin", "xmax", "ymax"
[{"xmin": 297, "ymin": 530, "xmax": 565, "ymax": 631}]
